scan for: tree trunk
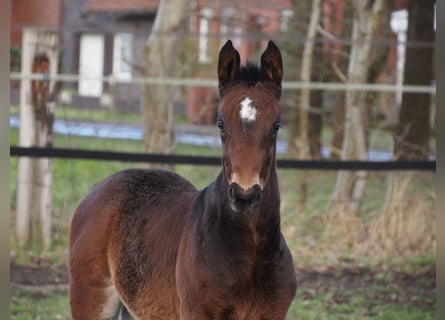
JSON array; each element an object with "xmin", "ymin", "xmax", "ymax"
[
  {"xmin": 299, "ymin": 0, "xmax": 322, "ymax": 160},
  {"xmin": 297, "ymin": 0, "xmax": 322, "ymax": 214},
  {"xmin": 308, "ymin": 63, "xmax": 323, "ymax": 159},
  {"xmin": 331, "ymin": 0, "xmax": 385, "ymax": 213},
  {"xmin": 331, "ymin": 94, "xmax": 345, "ymax": 159},
  {"xmin": 394, "ymin": 0, "xmax": 435, "ymax": 160},
  {"xmin": 141, "ymin": 0, "xmax": 190, "ymax": 169},
  {"xmin": 16, "ymin": 29, "xmax": 58, "ymax": 250},
  {"xmin": 324, "ymin": 1, "xmax": 350, "ymax": 160},
  {"xmin": 364, "ymin": 2, "xmax": 392, "ymax": 149},
  {"xmin": 286, "ymin": 1, "xmax": 310, "ymax": 159},
  {"xmin": 329, "ymin": 1, "xmax": 390, "ymax": 159},
  {"xmin": 385, "ymin": 0, "xmax": 435, "ymax": 214}
]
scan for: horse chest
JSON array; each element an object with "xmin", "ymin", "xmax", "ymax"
[{"xmin": 201, "ymin": 241, "xmax": 277, "ymax": 292}]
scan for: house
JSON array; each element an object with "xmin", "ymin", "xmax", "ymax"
[
  {"xmin": 61, "ymin": 0, "xmax": 159, "ymax": 111},
  {"xmin": 64, "ymin": 0, "xmax": 295, "ymax": 120},
  {"xmin": 11, "ymin": 0, "xmax": 63, "ymax": 49},
  {"xmin": 12, "ymin": 0, "xmax": 294, "ymax": 119},
  {"xmin": 11, "ymin": 0, "xmax": 158, "ymax": 111}
]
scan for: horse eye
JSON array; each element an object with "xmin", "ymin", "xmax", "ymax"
[
  {"xmin": 217, "ymin": 118, "xmax": 225, "ymax": 131},
  {"xmin": 272, "ymin": 121, "xmax": 281, "ymax": 134}
]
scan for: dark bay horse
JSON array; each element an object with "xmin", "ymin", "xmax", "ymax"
[{"xmin": 69, "ymin": 40, "xmax": 297, "ymax": 320}]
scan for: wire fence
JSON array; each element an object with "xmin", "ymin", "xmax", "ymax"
[
  {"xmin": 9, "ymin": 72, "xmax": 436, "ymax": 94},
  {"xmin": 9, "ymin": 2, "xmax": 436, "ymax": 173},
  {"xmin": 9, "ymin": 70, "xmax": 436, "ymax": 172}
]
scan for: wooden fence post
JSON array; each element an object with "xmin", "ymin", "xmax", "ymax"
[{"xmin": 16, "ymin": 28, "xmax": 58, "ymax": 250}]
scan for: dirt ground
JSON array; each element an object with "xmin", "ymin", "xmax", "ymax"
[
  {"xmin": 10, "ymin": 261, "xmax": 435, "ymax": 311},
  {"xmin": 295, "ymin": 265, "xmax": 436, "ymax": 310}
]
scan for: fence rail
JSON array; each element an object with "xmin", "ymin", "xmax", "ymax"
[
  {"xmin": 10, "ymin": 72, "xmax": 436, "ymax": 93},
  {"xmin": 10, "ymin": 146, "xmax": 436, "ymax": 171}
]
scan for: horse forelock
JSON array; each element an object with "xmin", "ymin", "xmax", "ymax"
[
  {"xmin": 220, "ymin": 62, "xmax": 280, "ymax": 100},
  {"xmin": 235, "ymin": 62, "xmax": 265, "ymax": 85}
]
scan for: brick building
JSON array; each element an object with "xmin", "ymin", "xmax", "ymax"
[{"xmin": 11, "ymin": 0, "xmax": 63, "ymax": 48}]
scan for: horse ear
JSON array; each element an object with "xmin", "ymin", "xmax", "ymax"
[
  {"xmin": 217, "ymin": 40, "xmax": 240, "ymax": 97},
  {"xmin": 260, "ymin": 41, "xmax": 283, "ymax": 98}
]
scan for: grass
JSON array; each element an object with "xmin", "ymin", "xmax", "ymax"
[
  {"xmin": 10, "ymin": 287, "xmax": 434, "ymax": 320},
  {"xmin": 10, "ymin": 279, "xmax": 435, "ymax": 320},
  {"xmin": 10, "ymin": 107, "xmax": 436, "ymax": 319},
  {"xmin": 288, "ymin": 295, "xmax": 435, "ymax": 320},
  {"xmin": 11, "ymin": 288, "xmax": 70, "ymax": 320}
]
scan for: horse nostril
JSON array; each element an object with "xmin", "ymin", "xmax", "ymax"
[{"xmin": 229, "ymin": 183, "xmax": 261, "ymax": 203}]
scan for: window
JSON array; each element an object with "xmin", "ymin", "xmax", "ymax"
[
  {"xmin": 199, "ymin": 8, "xmax": 212, "ymax": 64},
  {"xmin": 220, "ymin": 7, "xmax": 234, "ymax": 43},
  {"xmin": 280, "ymin": 9, "xmax": 295, "ymax": 32},
  {"xmin": 113, "ymin": 33, "xmax": 133, "ymax": 80},
  {"xmin": 79, "ymin": 34, "xmax": 104, "ymax": 96},
  {"xmin": 220, "ymin": 8, "xmax": 242, "ymax": 48}
]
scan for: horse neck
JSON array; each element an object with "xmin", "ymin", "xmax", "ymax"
[{"xmin": 212, "ymin": 167, "xmax": 281, "ymax": 246}]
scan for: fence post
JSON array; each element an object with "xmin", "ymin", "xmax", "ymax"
[{"xmin": 16, "ymin": 28, "xmax": 58, "ymax": 250}]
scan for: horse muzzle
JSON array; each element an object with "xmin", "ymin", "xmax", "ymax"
[{"xmin": 228, "ymin": 183, "xmax": 261, "ymax": 213}]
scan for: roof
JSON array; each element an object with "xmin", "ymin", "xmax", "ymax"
[{"xmin": 84, "ymin": 0, "xmax": 159, "ymax": 13}]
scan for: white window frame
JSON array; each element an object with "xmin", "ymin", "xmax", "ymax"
[
  {"xmin": 79, "ymin": 33, "xmax": 104, "ymax": 97},
  {"xmin": 113, "ymin": 33, "xmax": 133, "ymax": 80},
  {"xmin": 280, "ymin": 9, "xmax": 295, "ymax": 32},
  {"xmin": 199, "ymin": 8, "xmax": 213, "ymax": 64},
  {"xmin": 220, "ymin": 8, "xmax": 242, "ymax": 49}
]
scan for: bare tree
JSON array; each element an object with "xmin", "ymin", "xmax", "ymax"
[
  {"xmin": 284, "ymin": 1, "xmax": 309, "ymax": 159},
  {"xmin": 298, "ymin": 0, "xmax": 322, "ymax": 161},
  {"xmin": 385, "ymin": 0, "xmax": 435, "ymax": 214},
  {"xmin": 331, "ymin": 0, "xmax": 385, "ymax": 213},
  {"xmin": 297, "ymin": 0, "xmax": 322, "ymax": 213},
  {"xmin": 141, "ymin": 0, "xmax": 191, "ymax": 168},
  {"xmin": 286, "ymin": 0, "xmax": 325, "ymax": 160},
  {"xmin": 326, "ymin": 1, "xmax": 390, "ymax": 159},
  {"xmin": 394, "ymin": 0, "xmax": 435, "ymax": 160},
  {"xmin": 323, "ymin": 0, "xmax": 351, "ymax": 160}
]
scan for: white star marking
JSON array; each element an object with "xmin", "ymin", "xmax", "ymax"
[{"xmin": 239, "ymin": 97, "xmax": 256, "ymax": 123}]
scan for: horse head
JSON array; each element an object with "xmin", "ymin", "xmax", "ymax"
[{"xmin": 217, "ymin": 40, "xmax": 283, "ymax": 213}]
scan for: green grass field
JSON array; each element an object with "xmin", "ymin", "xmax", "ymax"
[{"xmin": 10, "ymin": 107, "xmax": 435, "ymax": 319}]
